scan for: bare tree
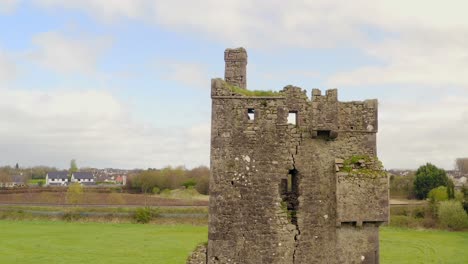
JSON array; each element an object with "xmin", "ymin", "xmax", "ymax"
[{"xmin": 455, "ymin": 158, "xmax": 468, "ymax": 174}]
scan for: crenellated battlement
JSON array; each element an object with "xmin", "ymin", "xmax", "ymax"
[{"xmin": 211, "ymin": 78, "xmax": 378, "ymax": 135}]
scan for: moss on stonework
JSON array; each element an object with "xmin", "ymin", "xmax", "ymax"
[
  {"xmin": 341, "ymin": 155, "xmax": 386, "ymax": 178},
  {"xmin": 280, "ymin": 201, "xmax": 293, "ymax": 221},
  {"xmin": 225, "ymin": 82, "xmax": 282, "ymax": 97}
]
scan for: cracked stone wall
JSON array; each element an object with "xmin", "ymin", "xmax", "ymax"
[{"xmin": 200, "ymin": 48, "xmax": 388, "ymax": 264}]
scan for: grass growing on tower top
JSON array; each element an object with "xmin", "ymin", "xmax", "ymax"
[{"xmin": 227, "ymin": 83, "xmax": 282, "ymax": 97}]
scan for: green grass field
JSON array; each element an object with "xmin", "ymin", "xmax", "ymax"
[
  {"xmin": 0, "ymin": 220, "xmax": 467, "ymax": 264},
  {"xmin": 0, "ymin": 220, "xmax": 207, "ymax": 264},
  {"xmin": 27, "ymin": 179, "xmax": 46, "ymax": 185},
  {"xmin": 380, "ymin": 227, "xmax": 468, "ymax": 264}
]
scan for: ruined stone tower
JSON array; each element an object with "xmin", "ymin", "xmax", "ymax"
[{"xmin": 193, "ymin": 48, "xmax": 389, "ymax": 264}]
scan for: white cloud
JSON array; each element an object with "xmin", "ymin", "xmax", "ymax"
[
  {"xmin": 0, "ymin": 50, "xmax": 16, "ymax": 82},
  {"xmin": 157, "ymin": 61, "xmax": 209, "ymax": 89},
  {"xmin": 33, "ymin": 0, "xmax": 369, "ymax": 48},
  {"xmin": 29, "ymin": 31, "xmax": 111, "ymax": 75},
  {"xmin": 22, "ymin": 0, "xmax": 468, "ymax": 170},
  {"xmin": 327, "ymin": 30, "xmax": 468, "ymax": 87},
  {"xmin": 379, "ymin": 95, "xmax": 468, "ymax": 170},
  {"xmin": 33, "ymin": 0, "xmax": 468, "ymax": 87},
  {"xmin": 31, "ymin": 1, "xmax": 468, "ymax": 47},
  {"xmin": 0, "ymin": 0, "xmax": 19, "ymax": 14},
  {"xmin": 0, "ymin": 87, "xmax": 209, "ymax": 169},
  {"xmin": 34, "ymin": 0, "xmax": 148, "ymax": 21}
]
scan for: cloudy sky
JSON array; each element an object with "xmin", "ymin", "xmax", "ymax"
[{"xmin": 1, "ymin": 0, "xmax": 467, "ymax": 170}]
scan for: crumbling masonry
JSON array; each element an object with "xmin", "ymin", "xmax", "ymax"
[{"xmin": 188, "ymin": 48, "xmax": 389, "ymax": 264}]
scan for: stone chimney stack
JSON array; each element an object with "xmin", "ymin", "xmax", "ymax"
[{"xmin": 224, "ymin": 47, "xmax": 247, "ymax": 89}]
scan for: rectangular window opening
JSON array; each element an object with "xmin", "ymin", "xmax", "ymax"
[
  {"xmin": 288, "ymin": 111, "xmax": 297, "ymax": 125},
  {"xmin": 247, "ymin": 108, "xmax": 255, "ymax": 120},
  {"xmin": 317, "ymin": 130, "xmax": 331, "ymax": 138}
]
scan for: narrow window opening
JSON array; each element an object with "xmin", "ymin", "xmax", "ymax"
[
  {"xmin": 281, "ymin": 169, "xmax": 299, "ymax": 225},
  {"xmin": 287, "ymin": 111, "xmax": 297, "ymax": 125},
  {"xmin": 280, "ymin": 179, "xmax": 288, "ymax": 196},
  {"xmin": 290, "ymin": 169, "xmax": 298, "ymax": 194},
  {"xmin": 247, "ymin": 108, "xmax": 255, "ymax": 120}
]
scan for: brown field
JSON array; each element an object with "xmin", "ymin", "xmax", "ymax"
[{"xmin": 0, "ymin": 190, "xmax": 208, "ymax": 206}]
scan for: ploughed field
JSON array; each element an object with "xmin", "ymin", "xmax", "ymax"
[
  {"xmin": 0, "ymin": 220, "xmax": 467, "ymax": 264},
  {"xmin": 0, "ymin": 190, "xmax": 208, "ymax": 206}
]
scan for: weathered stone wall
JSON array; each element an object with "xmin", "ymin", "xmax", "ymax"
[
  {"xmin": 202, "ymin": 47, "xmax": 388, "ymax": 264},
  {"xmin": 336, "ymin": 224, "xmax": 380, "ymax": 264},
  {"xmin": 224, "ymin": 48, "xmax": 247, "ymax": 89}
]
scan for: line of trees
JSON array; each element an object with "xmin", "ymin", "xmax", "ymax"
[
  {"xmin": 127, "ymin": 166, "xmax": 209, "ymax": 195},
  {"xmin": 0, "ymin": 165, "xmax": 58, "ymax": 180},
  {"xmin": 455, "ymin": 158, "xmax": 468, "ymax": 174}
]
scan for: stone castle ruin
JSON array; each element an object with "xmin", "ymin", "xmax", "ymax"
[{"xmin": 188, "ymin": 48, "xmax": 389, "ymax": 264}]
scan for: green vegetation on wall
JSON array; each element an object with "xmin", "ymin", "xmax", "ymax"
[
  {"xmin": 225, "ymin": 82, "xmax": 282, "ymax": 97},
  {"xmin": 340, "ymin": 155, "xmax": 386, "ymax": 178}
]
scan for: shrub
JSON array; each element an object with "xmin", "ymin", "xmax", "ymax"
[
  {"xmin": 1, "ymin": 210, "xmax": 26, "ymax": 220},
  {"xmin": 110, "ymin": 187, "xmax": 122, "ymax": 193},
  {"xmin": 195, "ymin": 176, "xmax": 209, "ymax": 195},
  {"xmin": 413, "ymin": 206, "xmax": 426, "ymax": 219},
  {"xmin": 66, "ymin": 183, "xmax": 84, "ymax": 205},
  {"xmin": 152, "ymin": 187, "xmax": 160, "ymax": 194},
  {"xmin": 62, "ymin": 212, "xmax": 82, "ymax": 222},
  {"xmin": 390, "ymin": 174, "xmax": 416, "ymax": 199},
  {"xmin": 437, "ymin": 200, "xmax": 468, "ymax": 230},
  {"xmin": 421, "ymin": 216, "xmax": 437, "ymax": 229},
  {"xmin": 182, "ymin": 180, "xmax": 197, "ymax": 189},
  {"xmin": 390, "ymin": 215, "xmax": 421, "ymax": 228},
  {"xmin": 390, "ymin": 206, "xmax": 409, "ymax": 216},
  {"xmin": 390, "ymin": 215, "xmax": 411, "ymax": 227},
  {"xmin": 414, "ymin": 163, "xmax": 449, "ymax": 199},
  {"xmin": 134, "ymin": 207, "xmax": 159, "ymax": 224},
  {"xmin": 428, "ymin": 186, "xmax": 449, "ymax": 202}
]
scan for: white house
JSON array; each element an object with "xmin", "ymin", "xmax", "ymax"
[
  {"xmin": 45, "ymin": 171, "xmax": 69, "ymax": 186},
  {"xmin": 71, "ymin": 172, "xmax": 95, "ymax": 185}
]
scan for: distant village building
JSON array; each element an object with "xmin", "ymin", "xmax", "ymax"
[
  {"xmin": 11, "ymin": 175, "xmax": 26, "ymax": 187},
  {"xmin": 447, "ymin": 170, "xmax": 468, "ymax": 190},
  {"xmin": 115, "ymin": 175, "xmax": 126, "ymax": 185},
  {"xmin": 71, "ymin": 172, "xmax": 96, "ymax": 185},
  {"xmin": 0, "ymin": 175, "xmax": 26, "ymax": 188},
  {"xmin": 44, "ymin": 169, "xmax": 128, "ymax": 187},
  {"xmin": 45, "ymin": 171, "xmax": 69, "ymax": 186}
]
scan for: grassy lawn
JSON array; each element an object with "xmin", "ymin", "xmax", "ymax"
[
  {"xmin": 0, "ymin": 220, "xmax": 467, "ymax": 264},
  {"xmin": 381, "ymin": 227, "xmax": 468, "ymax": 264},
  {"xmin": 0, "ymin": 220, "xmax": 207, "ymax": 264},
  {"xmin": 27, "ymin": 179, "xmax": 46, "ymax": 185}
]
